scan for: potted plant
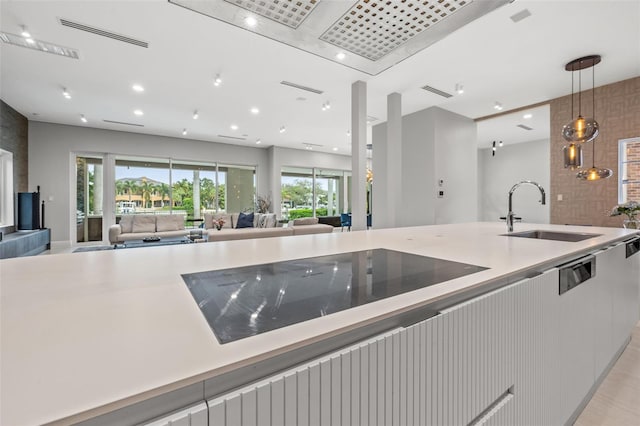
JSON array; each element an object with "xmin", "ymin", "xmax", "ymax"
[{"xmin": 610, "ymin": 201, "xmax": 640, "ymax": 229}]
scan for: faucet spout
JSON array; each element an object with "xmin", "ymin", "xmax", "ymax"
[{"xmin": 507, "ymin": 180, "xmax": 546, "ymax": 232}]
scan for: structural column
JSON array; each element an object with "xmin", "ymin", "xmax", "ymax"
[{"xmin": 351, "ymin": 81, "xmax": 367, "ymax": 231}]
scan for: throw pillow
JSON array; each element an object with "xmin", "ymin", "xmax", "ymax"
[
  {"xmin": 257, "ymin": 214, "xmax": 268, "ymax": 228},
  {"xmin": 119, "ymin": 215, "xmax": 134, "ymax": 233},
  {"xmin": 236, "ymin": 212, "xmax": 254, "ymax": 228},
  {"xmin": 264, "ymin": 214, "xmax": 277, "ymax": 228},
  {"xmin": 292, "ymin": 217, "xmax": 319, "ymax": 226},
  {"xmin": 156, "ymin": 215, "xmax": 184, "ymax": 231},
  {"xmin": 132, "ymin": 215, "xmax": 156, "ymax": 233}
]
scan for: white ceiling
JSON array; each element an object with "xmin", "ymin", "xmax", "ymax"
[{"xmin": 1, "ymin": 0, "xmax": 639, "ymax": 155}]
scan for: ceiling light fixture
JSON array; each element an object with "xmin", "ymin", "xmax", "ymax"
[
  {"xmin": 499, "ymin": 140, "xmax": 503, "ymax": 147},
  {"xmin": 230, "ymin": 124, "xmax": 238, "ymax": 130},
  {"xmin": 256, "ymin": 139, "xmax": 262, "ymax": 144},
  {"xmin": 132, "ymin": 84, "xmax": 144, "ymax": 92},
  {"xmin": 346, "ymin": 130, "xmax": 351, "ymax": 136},
  {"xmin": 133, "ymin": 109, "xmax": 144, "ymax": 116},
  {"xmin": 213, "ymin": 74, "xmax": 222, "ymax": 87},
  {"xmin": 333, "ymin": 147, "xmax": 338, "ymax": 152},
  {"xmin": 562, "ymin": 55, "xmax": 600, "ymax": 143},
  {"xmin": 455, "ymin": 83, "xmax": 464, "ymax": 95},
  {"xmin": 336, "ymin": 52, "xmax": 346, "ymax": 60},
  {"xmin": 279, "ymin": 126, "xmax": 286, "ymax": 133},
  {"xmin": 80, "ymin": 114, "xmax": 87, "ymax": 123},
  {"xmin": 322, "ymin": 101, "xmax": 331, "ymax": 111},
  {"xmin": 492, "ymin": 141, "xmax": 497, "ymax": 156},
  {"xmin": 244, "ymin": 16, "xmax": 257, "ymax": 27},
  {"xmin": 182, "ymin": 128, "xmax": 187, "ymax": 136},
  {"xmin": 193, "ymin": 110, "xmax": 199, "ymax": 120},
  {"xmin": 250, "ymin": 107, "xmax": 259, "ymax": 114},
  {"xmin": 20, "ymin": 25, "xmax": 31, "ymax": 38},
  {"xmin": 494, "ymin": 102, "xmax": 503, "ymax": 111},
  {"xmin": 25, "ymin": 37, "xmax": 35, "ymax": 44},
  {"xmin": 523, "ymin": 113, "xmax": 532, "ymax": 119},
  {"xmin": 62, "ymin": 88, "xmax": 71, "ymax": 99}
]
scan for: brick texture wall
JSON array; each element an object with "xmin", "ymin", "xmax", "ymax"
[
  {"xmin": 0, "ymin": 100, "xmax": 28, "ymax": 235},
  {"xmin": 550, "ymin": 76, "xmax": 640, "ymax": 227}
]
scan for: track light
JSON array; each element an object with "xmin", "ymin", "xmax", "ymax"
[
  {"xmin": 62, "ymin": 88, "xmax": 71, "ymax": 99},
  {"xmin": 20, "ymin": 25, "xmax": 31, "ymax": 38},
  {"xmin": 80, "ymin": 114, "xmax": 87, "ymax": 123},
  {"xmin": 256, "ymin": 138, "xmax": 262, "ymax": 144},
  {"xmin": 182, "ymin": 128, "xmax": 188, "ymax": 136},
  {"xmin": 322, "ymin": 101, "xmax": 331, "ymax": 111},
  {"xmin": 213, "ymin": 74, "xmax": 222, "ymax": 87},
  {"xmin": 193, "ymin": 110, "xmax": 199, "ymax": 120},
  {"xmin": 494, "ymin": 102, "xmax": 503, "ymax": 111}
]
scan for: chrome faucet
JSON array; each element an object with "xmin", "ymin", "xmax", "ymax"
[{"xmin": 507, "ymin": 180, "xmax": 546, "ymax": 232}]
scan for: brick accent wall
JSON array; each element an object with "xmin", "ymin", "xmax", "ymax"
[
  {"xmin": 550, "ymin": 77, "xmax": 640, "ymax": 227},
  {"xmin": 0, "ymin": 100, "xmax": 28, "ymax": 235}
]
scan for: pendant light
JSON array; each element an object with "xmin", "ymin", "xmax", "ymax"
[
  {"xmin": 562, "ymin": 55, "xmax": 600, "ymax": 143},
  {"xmin": 575, "ymin": 59, "xmax": 612, "ymax": 181},
  {"xmin": 563, "ymin": 143, "xmax": 583, "ymax": 169}
]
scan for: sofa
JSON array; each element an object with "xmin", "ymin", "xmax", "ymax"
[
  {"xmin": 204, "ymin": 213, "xmax": 333, "ymax": 242},
  {"xmin": 109, "ymin": 214, "xmax": 189, "ymax": 244}
]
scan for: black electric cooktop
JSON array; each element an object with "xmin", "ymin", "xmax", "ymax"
[{"xmin": 182, "ymin": 249, "xmax": 488, "ymax": 344}]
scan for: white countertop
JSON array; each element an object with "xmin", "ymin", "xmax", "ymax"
[{"xmin": 1, "ymin": 222, "xmax": 637, "ymax": 425}]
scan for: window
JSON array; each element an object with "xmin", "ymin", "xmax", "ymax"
[
  {"xmin": 0, "ymin": 149, "xmax": 14, "ymax": 227},
  {"xmin": 618, "ymin": 137, "xmax": 640, "ymax": 203},
  {"xmin": 281, "ymin": 166, "xmax": 351, "ymax": 220}
]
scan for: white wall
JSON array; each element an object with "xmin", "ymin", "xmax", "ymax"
[
  {"xmin": 478, "ymin": 139, "xmax": 550, "ymax": 224},
  {"xmin": 29, "ymin": 122, "xmax": 352, "ymax": 244},
  {"xmin": 373, "ymin": 106, "xmax": 477, "ymax": 227},
  {"xmin": 29, "ymin": 122, "xmax": 269, "ymax": 244}
]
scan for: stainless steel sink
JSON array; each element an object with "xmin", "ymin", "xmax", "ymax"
[{"xmin": 502, "ymin": 230, "xmax": 601, "ymax": 242}]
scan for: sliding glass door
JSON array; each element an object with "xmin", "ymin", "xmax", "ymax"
[{"xmin": 75, "ymin": 156, "xmax": 103, "ymax": 242}]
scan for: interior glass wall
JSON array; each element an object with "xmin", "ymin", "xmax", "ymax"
[
  {"xmin": 76, "ymin": 156, "xmax": 103, "ymax": 242},
  {"xmin": 281, "ymin": 166, "xmax": 351, "ymax": 220}
]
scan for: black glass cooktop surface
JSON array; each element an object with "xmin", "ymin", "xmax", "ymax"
[{"xmin": 182, "ymin": 249, "xmax": 488, "ymax": 344}]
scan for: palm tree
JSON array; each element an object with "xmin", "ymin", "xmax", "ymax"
[
  {"xmin": 156, "ymin": 183, "xmax": 170, "ymax": 207},
  {"xmin": 139, "ymin": 179, "xmax": 154, "ymax": 209},
  {"xmin": 122, "ymin": 180, "xmax": 139, "ymax": 201},
  {"xmin": 173, "ymin": 179, "xmax": 192, "ymax": 206},
  {"xmin": 116, "ymin": 180, "xmax": 126, "ymax": 198}
]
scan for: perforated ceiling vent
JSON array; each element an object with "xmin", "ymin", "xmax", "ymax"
[
  {"xmin": 224, "ymin": 0, "xmax": 320, "ymax": 29},
  {"xmin": 320, "ymin": 0, "xmax": 471, "ymax": 61}
]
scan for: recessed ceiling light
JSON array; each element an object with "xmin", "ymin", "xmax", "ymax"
[
  {"xmin": 134, "ymin": 109, "xmax": 144, "ymax": 116},
  {"xmin": 523, "ymin": 113, "xmax": 532, "ymax": 119},
  {"xmin": 182, "ymin": 128, "xmax": 187, "ymax": 136},
  {"xmin": 322, "ymin": 101, "xmax": 331, "ymax": 111},
  {"xmin": 132, "ymin": 84, "xmax": 144, "ymax": 92},
  {"xmin": 62, "ymin": 88, "xmax": 71, "ymax": 99},
  {"xmin": 256, "ymin": 139, "xmax": 262, "ymax": 144},
  {"xmin": 494, "ymin": 102, "xmax": 503, "ymax": 111},
  {"xmin": 336, "ymin": 52, "xmax": 346, "ymax": 60},
  {"xmin": 245, "ymin": 16, "xmax": 258, "ymax": 27},
  {"xmin": 455, "ymin": 83, "xmax": 464, "ymax": 95},
  {"xmin": 279, "ymin": 126, "xmax": 286, "ymax": 133},
  {"xmin": 499, "ymin": 140, "xmax": 504, "ymax": 147},
  {"xmin": 230, "ymin": 124, "xmax": 238, "ymax": 130},
  {"xmin": 20, "ymin": 26, "xmax": 31, "ymax": 38},
  {"xmin": 333, "ymin": 147, "xmax": 338, "ymax": 151},
  {"xmin": 80, "ymin": 114, "xmax": 87, "ymax": 123},
  {"xmin": 193, "ymin": 110, "xmax": 199, "ymax": 120},
  {"xmin": 213, "ymin": 74, "xmax": 222, "ymax": 87},
  {"xmin": 346, "ymin": 130, "xmax": 351, "ymax": 136},
  {"xmin": 25, "ymin": 37, "xmax": 35, "ymax": 44},
  {"xmin": 250, "ymin": 107, "xmax": 260, "ymax": 114}
]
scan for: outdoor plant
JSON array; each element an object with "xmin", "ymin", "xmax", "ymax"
[{"xmin": 610, "ymin": 201, "xmax": 640, "ymax": 220}]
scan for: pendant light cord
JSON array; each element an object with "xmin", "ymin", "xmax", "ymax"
[
  {"xmin": 570, "ymin": 69, "xmax": 574, "ymax": 119},
  {"xmin": 593, "ymin": 63, "xmax": 596, "ymax": 120},
  {"xmin": 578, "ymin": 66, "xmax": 582, "ymax": 116}
]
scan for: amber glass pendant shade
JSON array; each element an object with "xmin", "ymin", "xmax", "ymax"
[
  {"xmin": 562, "ymin": 116, "xmax": 599, "ymax": 143},
  {"xmin": 563, "ymin": 143, "xmax": 583, "ymax": 169}
]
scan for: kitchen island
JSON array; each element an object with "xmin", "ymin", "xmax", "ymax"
[{"xmin": 1, "ymin": 222, "xmax": 638, "ymax": 425}]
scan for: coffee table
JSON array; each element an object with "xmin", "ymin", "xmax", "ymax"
[{"xmin": 114, "ymin": 236, "xmax": 193, "ymax": 250}]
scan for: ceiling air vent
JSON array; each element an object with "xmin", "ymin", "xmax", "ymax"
[
  {"xmin": 280, "ymin": 81, "xmax": 324, "ymax": 95},
  {"xmin": 103, "ymin": 119, "xmax": 144, "ymax": 127},
  {"xmin": 517, "ymin": 124, "xmax": 533, "ymax": 130},
  {"xmin": 510, "ymin": 9, "xmax": 532, "ymax": 23},
  {"xmin": 59, "ymin": 18, "xmax": 149, "ymax": 48},
  {"xmin": 217, "ymin": 134, "xmax": 247, "ymax": 141},
  {"xmin": 421, "ymin": 85, "xmax": 453, "ymax": 98}
]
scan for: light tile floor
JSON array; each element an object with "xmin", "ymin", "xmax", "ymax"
[{"xmin": 576, "ymin": 321, "xmax": 640, "ymax": 425}]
